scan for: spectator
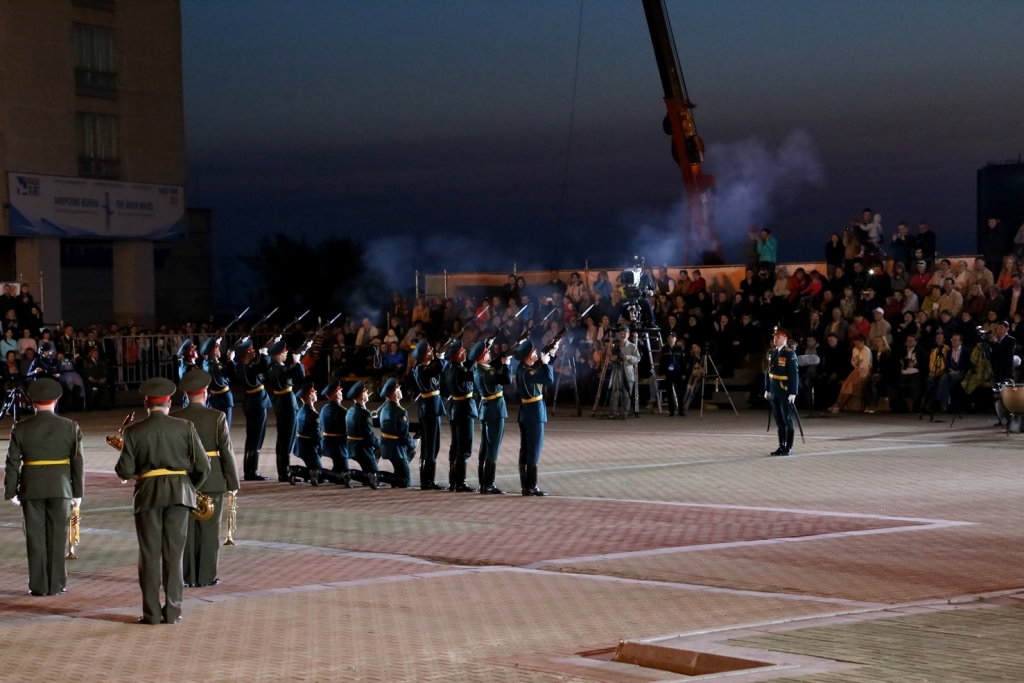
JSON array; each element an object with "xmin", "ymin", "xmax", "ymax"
[
  {"xmin": 543, "ymin": 269, "xmax": 567, "ymax": 298},
  {"xmin": 997, "ymin": 255, "xmax": 1017, "ymax": 291},
  {"xmin": 909, "ymin": 261, "xmax": 932, "ymax": 298},
  {"xmin": 825, "ymin": 233, "xmax": 844, "ymax": 279},
  {"xmin": 1015, "ymin": 221, "xmax": 1024, "ymax": 261},
  {"xmin": 1006, "ymin": 276, "xmax": 1024, "ymax": 320},
  {"xmin": 915, "ymin": 222, "xmax": 936, "ymax": 265},
  {"xmin": 981, "ymin": 217, "xmax": 1008, "ymax": 272},
  {"xmin": 894, "ymin": 335, "xmax": 926, "ymax": 412},
  {"xmin": 938, "ymin": 279, "xmax": 964, "ymax": 317},
  {"xmin": 1, "ymin": 349, "xmax": 20, "ymax": 387},
  {"xmin": 829, "ymin": 336, "xmax": 871, "ymax": 413},
  {"xmin": 984, "ymin": 285, "xmax": 1005, "ymax": 319},
  {"xmin": 963, "ymin": 257, "xmax": 994, "ymax": 294},
  {"xmin": 743, "ymin": 227, "xmax": 761, "ymax": 269},
  {"xmin": 843, "ymin": 221, "xmax": 864, "ymax": 269},
  {"xmin": 0, "ymin": 328, "xmax": 17, "ymax": 358},
  {"xmin": 566, "ymin": 272, "xmax": 587, "ymax": 304},
  {"xmin": 17, "ymin": 328, "xmax": 36, "ymax": 356},
  {"xmin": 921, "ymin": 285, "xmax": 942, "ymax": 319},
  {"xmin": 952, "ymin": 259, "xmax": 971, "ymax": 294},
  {"xmin": 848, "ymin": 311, "xmax": 870, "ymax": 340},
  {"xmin": 354, "ymin": 318, "xmax": 379, "ymax": 346},
  {"xmin": 773, "ymin": 266, "xmax": 791, "ymax": 300},
  {"xmin": 82, "ymin": 346, "xmax": 112, "ymax": 410},
  {"xmin": 891, "ymin": 222, "xmax": 914, "ymax": 267},
  {"xmin": 501, "ymin": 274, "xmax": 519, "ymax": 302},
  {"xmin": 902, "ymin": 286, "xmax": 920, "ymax": 314},
  {"xmin": 757, "ymin": 229, "xmax": 778, "ymax": 273},
  {"xmin": 868, "ymin": 308, "xmax": 892, "ymax": 346},
  {"xmin": 891, "ymin": 262, "xmax": 910, "ymax": 294},
  {"xmin": 936, "ymin": 333, "xmax": 969, "ymax": 412},
  {"xmin": 18, "ymin": 347, "xmax": 35, "ymax": 377},
  {"xmin": 826, "ymin": 307, "xmax": 850, "ymax": 341},
  {"xmin": 689, "ymin": 269, "xmax": 707, "ymax": 296},
  {"xmin": 865, "ymin": 336, "xmax": 893, "ymax": 414},
  {"xmin": 592, "ymin": 271, "xmax": 613, "ymax": 301},
  {"xmin": 964, "ymin": 283, "xmax": 986, "ymax": 319}
]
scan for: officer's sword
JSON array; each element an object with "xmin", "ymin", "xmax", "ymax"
[{"xmin": 793, "ymin": 404, "xmax": 806, "ymax": 444}]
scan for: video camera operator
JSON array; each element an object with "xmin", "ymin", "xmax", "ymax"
[
  {"xmin": 618, "ymin": 256, "xmax": 655, "ymax": 327},
  {"xmin": 612, "ymin": 326, "xmax": 641, "ymax": 398}
]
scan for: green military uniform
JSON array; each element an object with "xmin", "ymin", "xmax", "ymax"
[
  {"xmin": 115, "ymin": 377, "xmax": 209, "ymax": 625},
  {"xmin": 174, "ymin": 370, "xmax": 239, "ymax": 588},
  {"xmin": 3, "ymin": 379, "xmax": 83, "ymax": 596}
]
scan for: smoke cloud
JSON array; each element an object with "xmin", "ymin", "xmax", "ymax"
[{"xmin": 626, "ymin": 130, "xmax": 825, "ymax": 265}]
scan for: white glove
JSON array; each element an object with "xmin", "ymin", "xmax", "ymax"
[
  {"xmin": 72, "ymin": 497, "xmax": 82, "ymax": 507},
  {"xmin": 230, "ymin": 490, "xmax": 238, "ymax": 496},
  {"xmin": 764, "ymin": 391, "xmax": 770, "ymax": 400},
  {"xmin": 10, "ymin": 495, "xmax": 19, "ymax": 506},
  {"xmin": 788, "ymin": 394, "xmax": 796, "ymax": 404}
]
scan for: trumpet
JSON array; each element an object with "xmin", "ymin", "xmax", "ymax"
[
  {"xmin": 223, "ymin": 492, "xmax": 238, "ymax": 546},
  {"xmin": 106, "ymin": 412, "xmax": 135, "ymax": 451},
  {"xmin": 66, "ymin": 499, "xmax": 80, "ymax": 560}
]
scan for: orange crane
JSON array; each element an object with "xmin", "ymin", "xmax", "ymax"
[{"xmin": 641, "ymin": 0, "xmax": 722, "ymax": 264}]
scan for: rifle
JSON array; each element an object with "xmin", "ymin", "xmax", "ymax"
[
  {"xmin": 223, "ymin": 307, "xmax": 250, "ymax": 334},
  {"xmin": 298, "ymin": 312, "xmax": 343, "ymax": 355},
  {"xmin": 439, "ymin": 305, "xmax": 489, "ymax": 356},
  {"xmin": 281, "ymin": 310, "xmax": 310, "ymax": 335},
  {"xmin": 542, "ymin": 304, "xmax": 595, "ymax": 355},
  {"xmin": 503, "ymin": 308, "xmax": 557, "ymax": 359},
  {"xmin": 483, "ymin": 304, "xmax": 530, "ymax": 351},
  {"xmin": 238, "ymin": 307, "xmax": 278, "ymax": 344}
]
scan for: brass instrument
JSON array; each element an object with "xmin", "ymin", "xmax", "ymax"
[
  {"xmin": 66, "ymin": 499, "xmax": 81, "ymax": 560},
  {"xmin": 106, "ymin": 412, "xmax": 135, "ymax": 451},
  {"xmin": 223, "ymin": 492, "xmax": 238, "ymax": 546},
  {"xmin": 191, "ymin": 493, "xmax": 215, "ymax": 522}
]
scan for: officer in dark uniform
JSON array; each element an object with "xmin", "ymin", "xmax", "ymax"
[
  {"xmin": 515, "ymin": 339, "xmax": 556, "ymax": 496},
  {"xmin": 377, "ymin": 377, "xmax": 418, "ymax": 488},
  {"xmin": 344, "ymin": 381, "xmax": 381, "ymax": 489},
  {"xmin": 288, "ymin": 382, "xmax": 323, "ymax": 485},
  {"xmin": 764, "ymin": 326, "xmax": 799, "ymax": 456},
  {"xmin": 201, "ymin": 337, "xmax": 235, "ymax": 428},
  {"xmin": 177, "ymin": 339, "xmax": 199, "ymax": 407},
  {"xmin": 443, "ymin": 341, "xmax": 478, "ymax": 492},
  {"xmin": 234, "ymin": 338, "xmax": 272, "ymax": 481},
  {"xmin": 659, "ymin": 332, "xmax": 687, "ymax": 417},
  {"xmin": 4, "ymin": 379, "xmax": 83, "ymax": 596},
  {"xmin": 410, "ymin": 340, "xmax": 446, "ymax": 490},
  {"xmin": 471, "ymin": 341, "xmax": 510, "ymax": 494},
  {"xmin": 318, "ymin": 380, "xmax": 354, "ymax": 487},
  {"xmin": 115, "ymin": 377, "xmax": 209, "ymax": 625},
  {"xmin": 266, "ymin": 339, "xmax": 306, "ymax": 482},
  {"xmin": 174, "ymin": 370, "xmax": 239, "ymax": 588}
]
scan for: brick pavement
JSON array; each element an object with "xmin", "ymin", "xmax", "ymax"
[{"xmin": 0, "ymin": 409, "xmax": 1021, "ymax": 681}]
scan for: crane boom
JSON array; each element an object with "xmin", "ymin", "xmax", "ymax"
[{"xmin": 641, "ymin": 0, "xmax": 722, "ymax": 264}]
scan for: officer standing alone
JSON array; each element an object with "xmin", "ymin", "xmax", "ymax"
[
  {"xmin": 4, "ymin": 379, "xmax": 83, "ymax": 596},
  {"xmin": 764, "ymin": 327, "xmax": 799, "ymax": 456}
]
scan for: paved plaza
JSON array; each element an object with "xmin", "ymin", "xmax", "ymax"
[{"xmin": 2, "ymin": 407, "xmax": 1023, "ymax": 682}]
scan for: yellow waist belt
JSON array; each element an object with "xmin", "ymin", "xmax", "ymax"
[
  {"xmin": 420, "ymin": 390, "xmax": 440, "ymax": 398},
  {"xmin": 205, "ymin": 451, "xmax": 219, "ymax": 457},
  {"xmin": 23, "ymin": 459, "xmax": 70, "ymax": 466},
  {"xmin": 274, "ymin": 387, "xmax": 293, "ymax": 395},
  {"xmin": 521, "ymin": 395, "xmax": 543, "ymax": 404},
  {"xmin": 322, "ymin": 432, "xmax": 344, "ymax": 438},
  {"xmin": 769, "ymin": 373, "xmax": 789, "ymax": 381},
  {"xmin": 347, "ymin": 436, "xmax": 364, "ymax": 441},
  {"xmin": 451, "ymin": 393, "xmax": 474, "ymax": 401},
  {"xmin": 210, "ymin": 386, "xmax": 230, "ymax": 394},
  {"xmin": 246, "ymin": 385, "xmax": 265, "ymax": 394},
  {"xmin": 296, "ymin": 434, "xmax": 314, "ymax": 439},
  {"xmin": 381, "ymin": 433, "xmax": 398, "ymax": 440},
  {"xmin": 482, "ymin": 391, "xmax": 503, "ymax": 401},
  {"xmin": 138, "ymin": 469, "xmax": 186, "ymax": 479}
]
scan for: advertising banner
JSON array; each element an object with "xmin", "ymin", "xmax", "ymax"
[{"xmin": 7, "ymin": 173, "xmax": 185, "ymax": 240}]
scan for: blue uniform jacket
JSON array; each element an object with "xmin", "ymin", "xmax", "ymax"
[
  {"xmin": 203, "ymin": 356, "xmax": 235, "ymax": 407},
  {"xmin": 413, "ymin": 360, "xmax": 445, "ymax": 419},
  {"xmin": 765, "ymin": 347, "xmax": 799, "ymax": 397},
  {"xmin": 238, "ymin": 354, "xmax": 272, "ymax": 410},
  {"xmin": 444, "ymin": 361, "xmax": 479, "ymax": 420},
  {"xmin": 516, "ymin": 361, "xmax": 554, "ymax": 424},
  {"xmin": 474, "ymin": 362, "xmax": 512, "ymax": 420},
  {"xmin": 267, "ymin": 360, "xmax": 305, "ymax": 411},
  {"xmin": 345, "ymin": 404, "xmax": 381, "ymax": 461},
  {"xmin": 379, "ymin": 400, "xmax": 417, "ymax": 459},
  {"xmin": 295, "ymin": 403, "xmax": 320, "ymax": 462}
]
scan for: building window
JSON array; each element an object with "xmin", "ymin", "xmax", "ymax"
[
  {"xmin": 72, "ymin": 0, "xmax": 116, "ymax": 11},
  {"xmin": 76, "ymin": 113, "xmax": 119, "ymax": 178},
  {"xmin": 73, "ymin": 24, "xmax": 117, "ymax": 96}
]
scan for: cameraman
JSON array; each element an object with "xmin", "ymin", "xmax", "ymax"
[
  {"xmin": 614, "ymin": 326, "xmax": 641, "ymax": 399},
  {"xmin": 660, "ymin": 332, "xmax": 686, "ymax": 416},
  {"xmin": 990, "ymin": 320, "xmax": 1017, "ymax": 428}
]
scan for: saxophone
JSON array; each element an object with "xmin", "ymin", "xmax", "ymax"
[
  {"xmin": 223, "ymin": 491, "xmax": 238, "ymax": 546},
  {"xmin": 66, "ymin": 499, "xmax": 80, "ymax": 560}
]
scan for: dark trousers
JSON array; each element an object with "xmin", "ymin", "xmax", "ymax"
[
  {"xmin": 135, "ymin": 504, "xmax": 189, "ymax": 625},
  {"xmin": 295, "ymin": 441, "xmax": 321, "ymax": 470},
  {"xmin": 771, "ymin": 394, "xmax": 794, "ymax": 430},
  {"xmin": 381, "ymin": 452, "xmax": 412, "ymax": 488},
  {"xmin": 478, "ymin": 416, "xmax": 504, "ymax": 464},
  {"xmin": 274, "ymin": 405, "xmax": 298, "ymax": 478},
  {"xmin": 323, "ymin": 439, "xmax": 349, "ymax": 474},
  {"xmin": 243, "ymin": 406, "xmax": 267, "ymax": 453},
  {"xmin": 209, "ymin": 393, "xmax": 233, "ymax": 429},
  {"xmin": 419, "ymin": 415, "xmax": 441, "ymax": 464},
  {"xmin": 22, "ymin": 497, "xmax": 71, "ymax": 595},
  {"xmin": 450, "ymin": 416, "xmax": 474, "ymax": 463},
  {"xmin": 664, "ymin": 374, "xmax": 685, "ymax": 415},
  {"xmin": 183, "ymin": 492, "xmax": 224, "ymax": 587},
  {"xmin": 518, "ymin": 421, "xmax": 544, "ymax": 466}
]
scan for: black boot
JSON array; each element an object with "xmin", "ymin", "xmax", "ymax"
[
  {"xmin": 367, "ymin": 470, "xmax": 380, "ymax": 489},
  {"xmin": 421, "ymin": 461, "xmax": 445, "ymax": 490},
  {"xmin": 446, "ymin": 462, "xmax": 457, "ymax": 491},
  {"xmin": 770, "ymin": 429, "xmax": 787, "ymax": 456},
  {"xmin": 244, "ymin": 451, "xmax": 268, "ymax": 481},
  {"xmin": 520, "ymin": 464, "xmax": 529, "ymax": 496},
  {"xmin": 527, "ymin": 465, "xmax": 547, "ymax": 496},
  {"xmin": 480, "ymin": 461, "xmax": 505, "ymax": 494},
  {"xmin": 339, "ymin": 469, "xmax": 354, "ymax": 488},
  {"xmin": 783, "ymin": 428, "xmax": 795, "ymax": 455},
  {"xmin": 478, "ymin": 460, "xmax": 484, "ymax": 489},
  {"xmin": 455, "ymin": 460, "xmax": 477, "ymax": 492}
]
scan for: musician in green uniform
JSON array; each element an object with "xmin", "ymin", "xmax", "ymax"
[
  {"xmin": 443, "ymin": 341, "xmax": 477, "ymax": 492},
  {"xmin": 764, "ymin": 326, "xmax": 799, "ymax": 456},
  {"xmin": 377, "ymin": 377, "xmax": 418, "ymax": 488},
  {"xmin": 344, "ymin": 381, "xmax": 381, "ymax": 489},
  {"xmin": 319, "ymin": 380, "xmax": 355, "ymax": 487},
  {"xmin": 470, "ymin": 341, "xmax": 510, "ymax": 494},
  {"xmin": 174, "ymin": 370, "xmax": 239, "ymax": 588},
  {"xmin": 515, "ymin": 339, "xmax": 557, "ymax": 496},
  {"xmin": 115, "ymin": 377, "xmax": 209, "ymax": 625},
  {"xmin": 4, "ymin": 379, "xmax": 83, "ymax": 596}
]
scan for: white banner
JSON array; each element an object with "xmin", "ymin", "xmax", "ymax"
[{"xmin": 7, "ymin": 173, "xmax": 185, "ymax": 240}]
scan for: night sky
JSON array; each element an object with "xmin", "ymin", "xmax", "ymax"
[{"xmin": 180, "ymin": 0, "xmax": 1024, "ymax": 304}]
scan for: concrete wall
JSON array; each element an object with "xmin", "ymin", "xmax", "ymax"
[{"xmin": 155, "ymin": 208, "xmax": 212, "ymax": 325}]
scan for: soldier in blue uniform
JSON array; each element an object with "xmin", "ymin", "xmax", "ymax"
[
  {"xmin": 318, "ymin": 380, "xmax": 354, "ymax": 487},
  {"xmin": 266, "ymin": 340, "xmax": 306, "ymax": 482},
  {"xmin": 177, "ymin": 339, "xmax": 199, "ymax": 407},
  {"xmin": 200, "ymin": 337, "xmax": 235, "ymax": 428},
  {"xmin": 345, "ymin": 381, "xmax": 381, "ymax": 489},
  {"xmin": 515, "ymin": 339, "xmax": 557, "ymax": 496},
  {"xmin": 377, "ymin": 377, "xmax": 418, "ymax": 488},
  {"xmin": 471, "ymin": 341, "xmax": 511, "ymax": 494},
  {"xmin": 288, "ymin": 382, "xmax": 323, "ymax": 485},
  {"xmin": 411, "ymin": 340, "xmax": 446, "ymax": 490},
  {"xmin": 764, "ymin": 327, "xmax": 799, "ymax": 456},
  {"xmin": 234, "ymin": 338, "xmax": 272, "ymax": 481},
  {"xmin": 443, "ymin": 341, "xmax": 478, "ymax": 492}
]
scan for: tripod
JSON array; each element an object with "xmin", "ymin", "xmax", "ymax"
[
  {"xmin": 591, "ymin": 353, "xmax": 636, "ymax": 419},
  {"xmin": 552, "ymin": 352, "xmax": 581, "ymax": 417},
  {"xmin": 696, "ymin": 351, "xmax": 739, "ymax": 418},
  {"xmin": 0, "ymin": 387, "xmax": 30, "ymax": 429}
]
